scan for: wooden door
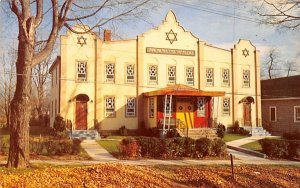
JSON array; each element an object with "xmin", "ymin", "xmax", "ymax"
[
  {"xmin": 176, "ymin": 101, "xmax": 194, "ymax": 128},
  {"xmin": 76, "ymin": 101, "xmax": 87, "ymax": 130},
  {"xmin": 243, "ymin": 103, "xmax": 251, "ymax": 126}
]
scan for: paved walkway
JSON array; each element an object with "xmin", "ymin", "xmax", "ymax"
[{"xmin": 81, "ymin": 140, "xmax": 118, "ymax": 162}]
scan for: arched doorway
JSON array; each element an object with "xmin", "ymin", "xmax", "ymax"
[
  {"xmin": 75, "ymin": 94, "xmax": 89, "ymax": 130},
  {"xmin": 239, "ymin": 96, "xmax": 254, "ymax": 126}
]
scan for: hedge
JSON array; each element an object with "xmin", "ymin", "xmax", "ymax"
[
  {"xmin": 119, "ymin": 137, "xmax": 227, "ymax": 159},
  {"xmin": 30, "ymin": 138, "xmax": 82, "ymax": 156},
  {"xmin": 259, "ymin": 139, "xmax": 300, "ymax": 159}
]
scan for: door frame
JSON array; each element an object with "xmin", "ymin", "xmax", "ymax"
[{"xmin": 75, "ymin": 94, "xmax": 89, "ymax": 130}]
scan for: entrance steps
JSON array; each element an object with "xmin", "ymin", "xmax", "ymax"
[
  {"xmin": 68, "ymin": 130, "xmax": 101, "ymax": 140},
  {"xmin": 176, "ymin": 128, "xmax": 218, "ymax": 140},
  {"xmin": 244, "ymin": 127, "xmax": 271, "ymax": 136}
]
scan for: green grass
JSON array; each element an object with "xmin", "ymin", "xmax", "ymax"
[
  {"xmin": 240, "ymin": 140, "xmax": 262, "ymax": 152},
  {"xmin": 97, "ymin": 140, "xmax": 120, "ymax": 157},
  {"xmin": 223, "ymin": 133, "xmax": 248, "ymax": 142},
  {"xmin": 105, "ymin": 136, "xmax": 130, "ymax": 140}
]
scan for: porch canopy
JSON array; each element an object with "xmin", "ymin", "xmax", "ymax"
[{"xmin": 143, "ymin": 84, "xmax": 225, "ymax": 97}]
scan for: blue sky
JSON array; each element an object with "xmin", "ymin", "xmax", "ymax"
[
  {"xmin": 117, "ymin": 1, "xmax": 300, "ymax": 77},
  {"xmin": 0, "ymin": 0, "xmax": 299, "ymax": 77}
]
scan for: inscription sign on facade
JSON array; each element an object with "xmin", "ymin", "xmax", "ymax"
[{"xmin": 146, "ymin": 47, "xmax": 195, "ymax": 56}]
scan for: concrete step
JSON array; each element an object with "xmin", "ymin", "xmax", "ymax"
[
  {"xmin": 176, "ymin": 128, "xmax": 218, "ymax": 139},
  {"xmin": 68, "ymin": 130, "xmax": 101, "ymax": 140},
  {"xmin": 243, "ymin": 127, "xmax": 271, "ymax": 137}
]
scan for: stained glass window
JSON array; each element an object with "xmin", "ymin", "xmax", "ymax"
[
  {"xmin": 222, "ymin": 68, "xmax": 230, "ymax": 86},
  {"xmin": 168, "ymin": 66, "xmax": 176, "ymax": 84},
  {"xmin": 149, "ymin": 65, "xmax": 158, "ymax": 84},
  {"xmin": 126, "ymin": 97, "xmax": 136, "ymax": 117},
  {"xmin": 186, "ymin": 67, "xmax": 194, "ymax": 85},
  {"xmin": 77, "ymin": 61, "xmax": 87, "ymax": 81},
  {"xmin": 105, "ymin": 96, "xmax": 115, "ymax": 117},
  {"xmin": 197, "ymin": 97, "xmax": 206, "ymax": 117},
  {"xmin": 149, "ymin": 97, "xmax": 154, "ymax": 118},
  {"xmin": 105, "ymin": 63, "xmax": 115, "ymax": 83},
  {"xmin": 126, "ymin": 64, "xmax": 135, "ymax": 83},
  {"xmin": 243, "ymin": 70, "xmax": 250, "ymax": 87},
  {"xmin": 223, "ymin": 97, "xmax": 230, "ymax": 116},
  {"xmin": 206, "ymin": 68, "xmax": 214, "ymax": 86}
]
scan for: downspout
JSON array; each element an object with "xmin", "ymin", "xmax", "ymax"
[
  {"xmin": 254, "ymin": 50, "xmax": 258, "ymax": 127},
  {"xmin": 94, "ymin": 38, "xmax": 97, "ymax": 128},
  {"xmin": 197, "ymin": 40, "xmax": 200, "ymax": 90},
  {"xmin": 231, "ymin": 49, "xmax": 235, "ymax": 127},
  {"xmin": 136, "ymin": 36, "xmax": 139, "ymax": 128}
]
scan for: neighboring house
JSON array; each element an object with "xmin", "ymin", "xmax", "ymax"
[
  {"xmin": 261, "ymin": 75, "xmax": 300, "ymax": 135},
  {"xmin": 49, "ymin": 11, "xmax": 262, "ymax": 134}
]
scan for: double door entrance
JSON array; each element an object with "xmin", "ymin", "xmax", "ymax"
[{"xmin": 176, "ymin": 100, "xmax": 194, "ymax": 128}]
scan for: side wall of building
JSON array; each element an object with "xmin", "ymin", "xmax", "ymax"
[{"xmin": 262, "ymin": 99, "xmax": 300, "ymax": 135}]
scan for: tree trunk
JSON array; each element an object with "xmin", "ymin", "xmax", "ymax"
[{"xmin": 7, "ymin": 30, "xmax": 34, "ymax": 168}]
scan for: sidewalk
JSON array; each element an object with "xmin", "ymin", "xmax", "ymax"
[
  {"xmin": 81, "ymin": 140, "xmax": 118, "ymax": 162},
  {"xmin": 226, "ymin": 136, "xmax": 278, "ymax": 158}
]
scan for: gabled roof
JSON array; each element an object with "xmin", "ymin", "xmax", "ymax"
[
  {"xmin": 261, "ymin": 75, "xmax": 300, "ymax": 99},
  {"xmin": 143, "ymin": 84, "xmax": 225, "ymax": 97}
]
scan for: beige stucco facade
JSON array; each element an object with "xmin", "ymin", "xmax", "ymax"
[{"xmin": 49, "ymin": 11, "xmax": 262, "ymax": 132}]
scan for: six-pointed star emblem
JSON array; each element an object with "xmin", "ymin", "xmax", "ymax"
[
  {"xmin": 242, "ymin": 48, "xmax": 249, "ymax": 57},
  {"xmin": 77, "ymin": 36, "xmax": 87, "ymax": 47},
  {"xmin": 166, "ymin": 29, "xmax": 177, "ymax": 44}
]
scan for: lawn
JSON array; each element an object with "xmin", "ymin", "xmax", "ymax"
[
  {"xmin": 1, "ymin": 164, "xmax": 300, "ymax": 187},
  {"xmin": 240, "ymin": 140, "xmax": 262, "ymax": 152},
  {"xmin": 97, "ymin": 139, "xmax": 120, "ymax": 157},
  {"xmin": 0, "ymin": 127, "xmax": 91, "ymax": 160},
  {"xmin": 223, "ymin": 133, "xmax": 248, "ymax": 142}
]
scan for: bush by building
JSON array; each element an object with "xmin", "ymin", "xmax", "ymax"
[
  {"xmin": 119, "ymin": 137, "xmax": 227, "ymax": 159},
  {"xmin": 259, "ymin": 139, "xmax": 300, "ymax": 159}
]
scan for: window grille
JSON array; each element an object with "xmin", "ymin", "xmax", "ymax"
[
  {"xmin": 149, "ymin": 97, "xmax": 154, "ymax": 118},
  {"xmin": 243, "ymin": 70, "xmax": 250, "ymax": 87},
  {"xmin": 106, "ymin": 63, "xmax": 115, "ymax": 83},
  {"xmin": 149, "ymin": 65, "xmax": 158, "ymax": 84},
  {"xmin": 126, "ymin": 64, "xmax": 135, "ymax": 83},
  {"xmin": 77, "ymin": 61, "xmax": 87, "ymax": 81},
  {"xmin": 206, "ymin": 68, "xmax": 214, "ymax": 86},
  {"xmin": 168, "ymin": 66, "xmax": 176, "ymax": 84},
  {"xmin": 223, "ymin": 97, "xmax": 230, "ymax": 116},
  {"xmin": 197, "ymin": 97, "xmax": 206, "ymax": 117},
  {"xmin": 186, "ymin": 67, "xmax": 194, "ymax": 85},
  {"xmin": 222, "ymin": 68, "xmax": 230, "ymax": 86},
  {"xmin": 105, "ymin": 97, "xmax": 115, "ymax": 117},
  {"xmin": 126, "ymin": 97, "xmax": 136, "ymax": 117}
]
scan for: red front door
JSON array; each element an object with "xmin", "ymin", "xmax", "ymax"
[
  {"xmin": 243, "ymin": 103, "xmax": 251, "ymax": 126},
  {"xmin": 76, "ymin": 101, "xmax": 87, "ymax": 130}
]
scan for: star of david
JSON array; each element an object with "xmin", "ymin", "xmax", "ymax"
[
  {"xmin": 242, "ymin": 48, "xmax": 249, "ymax": 57},
  {"xmin": 166, "ymin": 29, "xmax": 177, "ymax": 44},
  {"xmin": 77, "ymin": 36, "xmax": 87, "ymax": 47}
]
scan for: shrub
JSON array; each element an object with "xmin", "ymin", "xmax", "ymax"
[
  {"xmin": 216, "ymin": 124, "xmax": 225, "ymax": 138},
  {"xmin": 119, "ymin": 137, "xmax": 140, "ymax": 158},
  {"xmin": 136, "ymin": 137, "xmax": 161, "ymax": 158},
  {"xmin": 282, "ymin": 132, "xmax": 300, "ymax": 140},
  {"xmin": 183, "ymin": 137, "xmax": 196, "ymax": 157},
  {"xmin": 29, "ymin": 138, "xmax": 81, "ymax": 156},
  {"xmin": 195, "ymin": 138, "xmax": 212, "ymax": 157},
  {"xmin": 119, "ymin": 125, "xmax": 128, "ymax": 136},
  {"xmin": 212, "ymin": 139, "xmax": 227, "ymax": 157},
  {"xmin": 239, "ymin": 127, "xmax": 250, "ymax": 136},
  {"xmin": 288, "ymin": 141, "xmax": 300, "ymax": 159},
  {"xmin": 259, "ymin": 139, "xmax": 298, "ymax": 159},
  {"xmin": 53, "ymin": 115, "xmax": 66, "ymax": 133},
  {"xmin": 166, "ymin": 129, "xmax": 178, "ymax": 138},
  {"xmin": 233, "ymin": 121, "xmax": 240, "ymax": 134}
]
